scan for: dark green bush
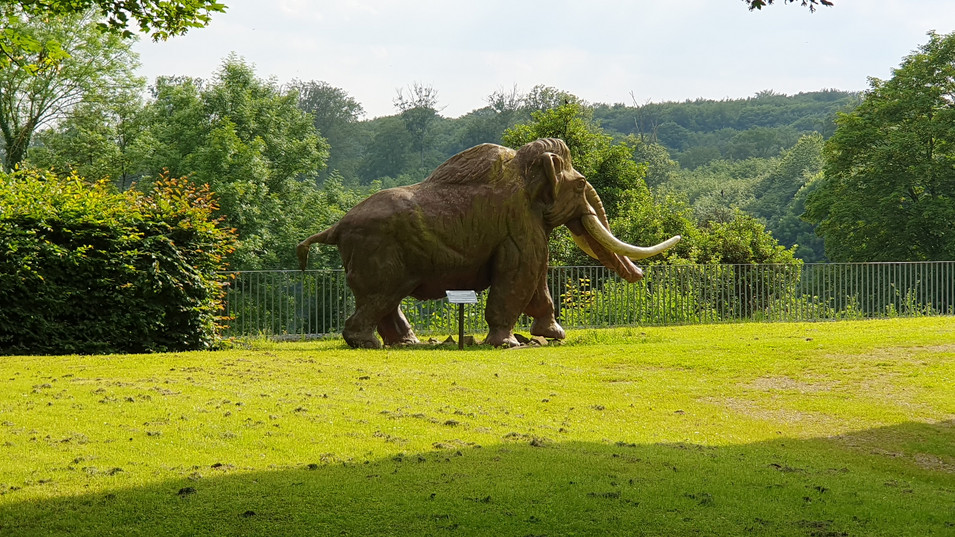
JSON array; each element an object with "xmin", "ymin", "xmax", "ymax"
[{"xmin": 0, "ymin": 170, "xmax": 237, "ymax": 355}]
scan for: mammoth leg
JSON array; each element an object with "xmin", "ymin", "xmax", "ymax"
[
  {"xmin": 484, "ymin": 288, "xmax": 526, "ymax": 347},
  {"xmin": 343, "ymin": 293, "xmax": 404, "ymax": 349},
  {"xmin": 483, "ymin": 248, "xmax": 542, "ymax": 347},
  {"xmin": 340, "ymin": 245, "xmax": 418, "ymax": 348},
  {"xmin": 378, "ymin": 306, "xmax": 420, "ymax": 346},
  {"xmin": 525, "ymin": 270, "xmax": 565, "ymax": 340}
]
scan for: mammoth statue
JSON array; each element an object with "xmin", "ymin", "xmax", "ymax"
[{"xmin": 298, "ymin": 138, "xmax": 680, "ymax": 348}]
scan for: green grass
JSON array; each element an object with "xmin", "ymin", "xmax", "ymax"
[{"xmin": 1, "ymin": 318, "xmax": 953, "ymax": 536}]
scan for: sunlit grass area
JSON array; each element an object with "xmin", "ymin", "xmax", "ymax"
[{"xmin": 1, "ymin": 318, "xmax": 953, "ymax": 536}]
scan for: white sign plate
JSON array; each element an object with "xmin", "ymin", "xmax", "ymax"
[{"xmin": 446, "ymin": 290, "xmax": 478, "ymax": 304}]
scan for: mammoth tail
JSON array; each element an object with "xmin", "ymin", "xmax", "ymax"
[{"xmin": 296, "ymin": 227, "xmax": 336, "ymax": 271}]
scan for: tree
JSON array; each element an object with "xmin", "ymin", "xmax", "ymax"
[
  {"xmin": 488, "ymin": 85, "xmax": 525, "ymax": 117},
  {"xmin": 0, "ymin": 11, "xmax": 141, "ymax": 170},
  {"xmin": 141, "ymin": 56, "xmax": 330, "ymax": 269},
  {"xmin": 27, "ymin": 87, "xmax": 151, "ymax": 189},
  {"xmin": 1, "ymin": 1, "xmax": 225, "ymax": 71},
  {"xmin": 745, "ymin": 0, "xmax": 833, "ymax": 12},
  {"xmin": 394, "ymin": 82, "xmax": 441, "ymax": 169},
  {"xmin": 805, "ymin": 31, "xmax": 955, "ymax": 261},
  {"xmin": 630, "ymin": 137, "xmax": 681, "ymax": 189},
  {"xmin": 357, "ymin": 116, "xmax": 413, "ymax": 184},
  {"xmin": 523, "ymin": 85, "xmax": 582, "ymax": 113},
  {"xmin": 774, "ymin": 175, "xmax": 826, "ymax": 262},
  {"xmin": 143, "ymin": 57, "xmax": 329, "ymax": 188},
  {"xmin": 591, "ymin": 90, "xmax": 857, "ymax": 170},
  {"xmin": 291, "ymin": 80, "xmax": 365, "ymax": 182},
  {"xmin": 693, "ymin": 210, "xmax": 797, "ymax": 264},
  {"xmin": 746, "ymin": 133, "xmax": 824, "ymax": 260},
  {"xmin": 137, "ymin": 75, "xmax": 203, "ymax": 172},
  {"xmin": 456, "ymin": 86, "xmax": 528, "ymax": 149},
  {"xmin": 726, "ymin": 126, "xmax": 799, "ymax": 160},
  {"xmin": 656, "ymin": 157, "xmax": 771, "ymax": 219}
]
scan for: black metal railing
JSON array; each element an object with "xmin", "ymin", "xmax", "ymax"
[{"xmin": 220, "ymin": 262, "xmax": 955, "ymax": 338}]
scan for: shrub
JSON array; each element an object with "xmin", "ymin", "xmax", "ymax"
[{"xmin": 0, "ymin": 169, "xmax": 237, "ymax": 355}]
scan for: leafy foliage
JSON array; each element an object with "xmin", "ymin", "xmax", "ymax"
[
  {"xmin": 806, "ymin": 31, "xmax": 955, "ymax": 261},
  {"xmin": 27, "ymin": 88, "xmax": 150, "ymax": 189},
  {"xmin": 593, "ymin": 91, "xmax": 857, "ymax": 169},
  {"xmin": 655, "ymin": 134, "xmax": 825, "ymax": 261},
  {"xmin": 0, "ymin": 169, "xmax": 236, "ymax": 355},
  {"xmin": 694, "ymin": 210, "xmax": 797, "ymax": 264},
  {"xmin": 140, "ymin": 57, "xmax": 330, "ymax": 269},
  {"xmin": 13, "ymin": 0, "xmax": 225, "ymax": 40},
  {"xmin": 357, "ymin": 115, "xmax": 415, "ymax": 184},
  {"xmin": 0, "ymin": 10, "xmax": 141, "ymax": 170},
  {"xmin": 1, "ymin": 1, "xmax": 225, "ymax": 71},
  {"xmin": 745, "ymin": 0, "xmax": 834, "ymax": 12},
  {"xmin": 291, "ymin": 80, "xmax": 366, "ymax": 182},
  {"xmin": 745, "ymin": 133, "xmax": 825, "ymax": 261}
]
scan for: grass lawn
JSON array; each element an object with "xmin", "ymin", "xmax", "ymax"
[{"xmin": 0, "ymin": 317, "xmax": 953, "ymax": 536}]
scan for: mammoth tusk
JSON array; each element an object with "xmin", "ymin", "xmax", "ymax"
[
  {"xmin": 585, "ymin": 184, "xmax": 612, "ymax": 230},
  {"xmin": 571, "ymin": 232, "xmax": 599, "ymax": 260},
  {"xmin": 581, "ymin": 214, "xmax": 681, "ymax": 261}
]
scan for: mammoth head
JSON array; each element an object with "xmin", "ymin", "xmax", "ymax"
[{"xmin": 516, "ymin": 138, "xmax": 681, "ymax": 282}]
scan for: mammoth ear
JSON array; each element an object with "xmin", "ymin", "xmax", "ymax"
[{"xmin": 531, "ymin": 152, "xmax": 561, "ymax": 204}]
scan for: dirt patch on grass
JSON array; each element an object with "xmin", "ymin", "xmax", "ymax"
[
  {"xmin": 747, "ymin": 376, "xmax": 834, "ymax": 393},
  {"xmin": 913, "ymin": 453, "xmax": 955, "ymax": 473},
  {"xmin": 706, "ymin": 396, "xmax": 832, "ymax": 427}
]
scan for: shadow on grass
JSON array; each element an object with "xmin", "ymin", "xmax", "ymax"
[{"xmin": 1, "ymin": 421, "xmax": 953, "ymax": 536}]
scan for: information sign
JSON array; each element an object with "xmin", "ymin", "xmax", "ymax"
[
  {"xmin": 445, "ymin": 290, "xmax": 478, "ymax": 349},
  {"xmin": 446, "ymin": 290, "xmax": 478, "ymax": 304}
]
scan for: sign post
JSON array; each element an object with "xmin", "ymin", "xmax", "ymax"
[{"xmin": 445, "ymin": 290, "xmax": 478, "ymax": 350}]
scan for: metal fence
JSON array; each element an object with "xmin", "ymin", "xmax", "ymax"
[{"xmin": 220, "ymin": 262, "xmax": 955, "ymax": 338}]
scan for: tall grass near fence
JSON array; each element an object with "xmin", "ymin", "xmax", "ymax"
[{"xmin": 221, "ymin": 262, "xmax": 955, "ymax": 338}]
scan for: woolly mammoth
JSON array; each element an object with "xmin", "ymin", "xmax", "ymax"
[{"xmin": 297, "ymin": 138, "xmax": 680, "ymax": 348}]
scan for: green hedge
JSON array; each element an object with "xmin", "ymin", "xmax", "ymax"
[{"xmin": 0, "ymin": 170, "xmax": 237, "ymax": 355}]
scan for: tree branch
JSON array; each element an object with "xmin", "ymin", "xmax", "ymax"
[{"xmin": 745, "ymin": 0, "xmax": 834, "ymax": 12}]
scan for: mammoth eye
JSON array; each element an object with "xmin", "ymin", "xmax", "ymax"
[{"xmin": 574, "ymin": 180, "xmax": 586, "ymax": 193}]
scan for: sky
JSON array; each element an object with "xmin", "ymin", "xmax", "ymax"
[{"xmin": 132, "ymin": 1, "xmax": 955, "ymax": 119}]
